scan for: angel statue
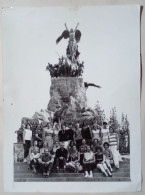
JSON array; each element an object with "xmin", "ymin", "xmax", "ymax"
[{"xmin": 56, "ymin": 23, "xmax": 81, "ymax": 63}]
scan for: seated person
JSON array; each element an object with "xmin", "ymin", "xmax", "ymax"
[
  {"xmin": 55, "ymin": 143, "xmax": 68, "ymax": 172},
  {"xmin": 95, "ymin": 146, "xmax": 112, "ymax": 177},
  {"xmin": 66, "ymin": 145, "xmax": 82, "ymax": 173},
  {"xmin": 39, "ymin": 148, "xmax": 54, "ymax": 176},
  {"xmin": 91, "ymin": 138, "xmax": 102, "ymax": 153},
  {"xmin": 83, "ymin": 146, "xmax": 96, "ymax": 178},
  {"xmin": 103, "ymin": 142, "xmax": 114, "ymax": 171},
  {"xmin": 68, "ymin": 140, "xmax": 75, "ymax": 155},
  {"xmin": 29, "ymin": 148, "xmax": 40, "ymax": 174},
  {"xmin": 29, "ymin": 140, "xmax": 39, "ymax": 155}
]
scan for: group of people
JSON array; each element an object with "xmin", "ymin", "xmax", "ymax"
[
  {"xmin": 46, "ymin": 56, "xmax": 84, "ymax": 78},
  {"xmin": 17, "ymin": 121, "xmax": 122, "ymax": 178}
]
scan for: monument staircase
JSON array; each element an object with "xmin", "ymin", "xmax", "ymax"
[{"xmin": 14, "ymin": 158, "xmax": 130, "ymax": 182}]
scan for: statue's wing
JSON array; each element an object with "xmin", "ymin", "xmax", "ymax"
[
  {"xmin": 56, "ymin": 30, "xmax": 69, "ymax": 44},
  {"xmin": 75, "ymin": 30, "xmax": 81, "ymax": 42},
  {"xmin": 88, "ymin": 83, "xmax": 101, "ymax": 88}
]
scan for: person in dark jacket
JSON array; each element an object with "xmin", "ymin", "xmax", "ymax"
[
  {"xmin": 81, "ymin": 122, "xmax": 92, "ymax": 146},
  {"xmin": 55, "ymin": 143, "xmax": 68, "ymax": 172}
]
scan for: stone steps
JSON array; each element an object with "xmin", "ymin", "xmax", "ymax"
[
  {"xmin": 14, "ymin": 177, "xmax": 131, "ymax": 182},
  {"xmin": 14, "ymin": 161, "xmax": 130, "ymax": 182}
]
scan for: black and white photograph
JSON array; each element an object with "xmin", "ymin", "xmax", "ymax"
[{"xmin": 2, "ymin": 5, "xmax": 141, "ymax": 192}]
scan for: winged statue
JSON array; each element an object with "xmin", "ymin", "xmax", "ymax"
[{"xmin": 56, "ymin": 23, "xmax": 81, "ymax": 63}]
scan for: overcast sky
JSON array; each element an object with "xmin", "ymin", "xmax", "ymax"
[{"xmin": 2, "ymin": 6, "xmax": 140, "ymax": 135}]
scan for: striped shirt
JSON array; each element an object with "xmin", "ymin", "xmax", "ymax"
[{"xmin": 108, "ymin": 133, "xmax": 118, "ymax": 146}]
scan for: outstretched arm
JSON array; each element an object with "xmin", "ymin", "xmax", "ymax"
[
  {"xmin": 64, "ymin": 23, "xmax": 68, "ymax": 31},
  {"xmin": 75, "ymin": 23, "xmax": 79, "ymax": 32}
]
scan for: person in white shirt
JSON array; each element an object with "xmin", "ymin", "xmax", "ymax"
[
  {"xmin": 101, "ymin": 122, "xmax": 109, "ymax": 144},
  {"xmin": 83, "ymin": 146, "xmax": 96, "ymax": 178},
  {"xmin": 29, "ymin": 148, "xmax": 40, "ymax": 174},
  {"xmin": 23, "ymin": 124, "xmax": 32, "ymax": 162}
]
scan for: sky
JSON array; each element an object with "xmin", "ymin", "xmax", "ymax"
[{"xmin": 2, "ymin": 5, "xmax": 140, "ymax": 135}]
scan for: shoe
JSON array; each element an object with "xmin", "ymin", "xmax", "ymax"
[
  {"xmin": 109, "ymin": 174, "xmax": 112, "ymax": 177},
  {"xmin": 88, "ymin": 173, "xmax": 93, "ymax": 178},
  {"xmin": 46, "ymin": 171, "xmax": 50, "ymax": 176},
  {"xmin": 23, "ymin": 158, "xmax": 27, "ymax": 163}
]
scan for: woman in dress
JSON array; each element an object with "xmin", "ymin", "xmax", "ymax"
[
  {"xmin": 43, "ymin": 122, "xmax": 54, "ymax": 152},
  {"xmin": 92, "ymin": 124, "xmax": 103, "ymax": 144},
  {"xmin": 68, "ymin": 140, "xmax": 75, "ymax": 155},
  {"xmin": 101, "ymin": 122, "xmax": 109, "ymax": 144},
  {"xmin": 53, "ymin": 123, "xmax": 60, "ymax": 143}
]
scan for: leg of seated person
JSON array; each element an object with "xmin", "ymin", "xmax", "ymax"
[
  {"xmin": 103, "ymin": 162, "xmax": 112, "ymax": 176},
  {"xmin": 84, "ymin": 163, "xmax": 89, "ymax": 177},
  {"xmin": 97, "ymin": 164, "xmax": 108, "ymax": 176},
  {"xmin": 105, "ymin": 159, "xmax": 113, "ymax": 172}
]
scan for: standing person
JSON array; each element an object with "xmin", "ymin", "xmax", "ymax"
[
  {"xmin": 39, "ymin": 148, "xmax": 54, "ymax": 176},
  {"xmin": 108, "ymin": 126, "xmax": 120, "ymax": 169},
  {"xmin": 53, "ymin": 123, "xmax": 60, "ymax": 143},
  {"xmin": 79, "ymin": 139, "xmax": 88, "ymax": 153},
  {"xmin": 33, "ymin": 125, "xmax": 43, "ymax": 149},
  {"xmin": 83, "ymin": 145, "xmax": 96, "ymax": 178},
  {"xmin": 92, "ymin": 124, "xmax": 103, "ymax": 144},
  {"xmin": 67, "ymin": 123, "xmax": 74, "ymax": 141},
  {"xmin": 81, "ymin": 122, "xmax": 92, "ymax": 146},
  {"xmin": 55, "ymin": 143, "xmax": 68, "ymax": 172},
  {"xmin": 43, "ymin": 122, "xmax": 54, "ymax": 152},
  {"xmin": 74, "ymin": 122, "xmax": 83, "ymax": 151},
  {"xmin": 102, "ymin": 121, "xmax": 109, "ymax": 144},
  {"xmin": 66, "ymin": 145, "xmax": 82, "ymax": 173},
  {"xmin": 29, "ymin": 148, "xmax": 40, "ymax": 174},
  {"xmin": 16, "ymin": 123, "xmax": 25, "ymax": 143},
  {"xmin": 23, "ymin": 124, "xmax": 32, "ymax": 163},
  {"xmin": 58, "ymin": 124, "xmax": 69, "ymax": 149},
  {"xmin": 96, "ymin": 146, "xmax": 112, "ymax": 177}
]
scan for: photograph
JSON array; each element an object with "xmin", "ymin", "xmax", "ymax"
[{"xmin": 2, "ymin": 5, "xmax": 141, "ymax": 192}]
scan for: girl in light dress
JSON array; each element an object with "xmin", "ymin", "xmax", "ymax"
[{"xmin": 92, "ymin": 124, "xmax": 103, "ymax": 144}]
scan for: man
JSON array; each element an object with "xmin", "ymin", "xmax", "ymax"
[
  {"xmin": 23, "ymin": 124, "xmax": 32, "ymax": 163},
  {"xmin": 39, "ymin": 148, "xmax": 54, "ymax": 176},
  {"xmin": 67, "ymin": 123, "xmax": 74, "ymax": 141},
  {"xmin": 55, "ymin": 143, "xmax": 68, "ymax": 172},
  {"xmin": 58, "ymin": 124, "xmax": 69, "ymax": 149}
]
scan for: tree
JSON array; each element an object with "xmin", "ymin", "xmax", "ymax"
[
  {"xmin": 95, "ymin": 101, "xmax": 106, "ymax": 126},
  {"xmin": 109, "ymin": 107, "xmax": 119, "ymax": 131}
]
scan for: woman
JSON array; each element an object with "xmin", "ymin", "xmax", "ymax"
[
  {"xmin": 103, "ymin": 142, "xmax": 113, "ymax": 172},
  {"xmin": 92, "ymin": 124, "xmax": 103, "ymax": 144},
  {"xmin": 101, "ymin": 122, "xmax": 109, "ymax": 144},
  {"xmin": 29, "ymin": 140, "xmax": 39, "ymax": 155},
  {"xmin": 95, "ymin": 146, "xmax": 112, "ymax": 177},
  {"xmin": 53, "ymin": 123, "xmax": 60, "ymax": 143},
  {"xmin": 68, "ymin": 140, "xmax": 75, "ymax": 155},
  {"xmin": 83, "ymin": 145, "xmax": 96, "ymax": 178},
  {"xmin": 43, "ymin": 122, "xmax": 54, "ymax": 152},
  {"xmin": 29, "ymin": 148, "xmax": 40, "ymax": 174},
  {"xmin": 74, "ymin": 123, "xmax": 83, "ymax": 151},
  {"xmin": 108, "ymin": 126, "xmax": 120, "ymax": 169},
  {"xmin": 91, "ymin": 138, "xmax": 102, "ymax": 153},
  {"xmin": 81, "ymin": 122, "xmax": 92, "ymax": 146},
  {"xmin": 66, "ymin": 145, "xmax": 82, "ymax": 173},
  {"xmin": 33, "ymin": 125, "xmax": 43, "ymax": 149}
]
